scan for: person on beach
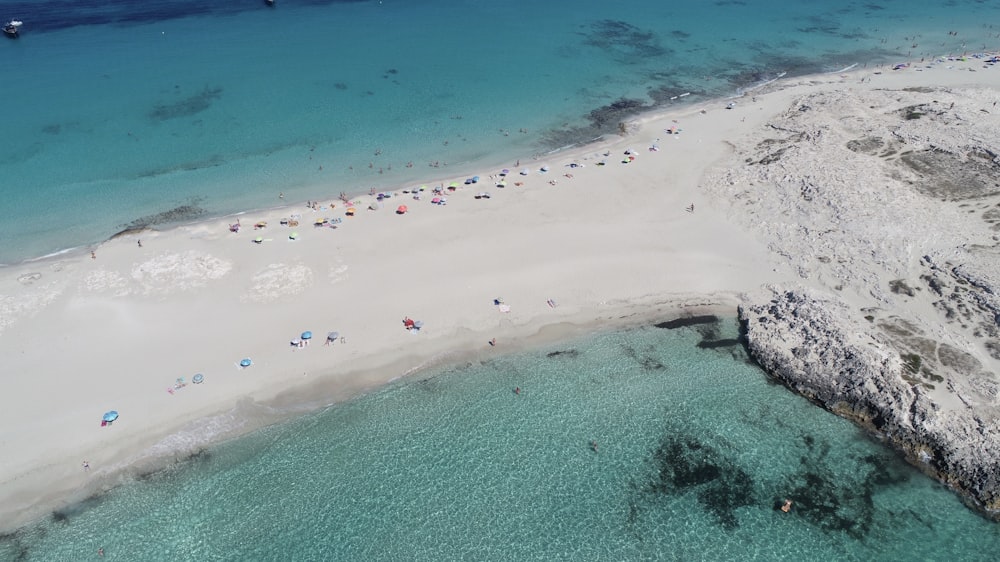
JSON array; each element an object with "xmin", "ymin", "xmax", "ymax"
[
  {"xmin": 90, "ymin": 251, "xmax": 96, "ymax": 259},
  {"xmin": 82, "ymin": 460, "xmax": 89, "ymax": 471},
  {"xmin": 489, "ymin": 338, "xmax": 496, "ymax": 347},
  {"xmin": 137, "ymin": 239, "xmax": 142, "ymax": 248}
]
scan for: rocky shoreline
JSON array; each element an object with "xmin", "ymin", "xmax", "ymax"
[
  {"xmin": 739, "ymin": 286, "xmax": 1000, "ymax": 517},
  {"xmin": 706, "ymin": 79, "xmax": 1000, "ymax": 518}
]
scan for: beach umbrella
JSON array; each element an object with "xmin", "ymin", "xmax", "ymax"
[
  {"xmin": 520, "ymin": 168, "xmax": 529, "ymax": 175},
  {"xmin": 192, "ymin": 374, "xmax": 205, "ymax": 384},
  {"xmin": 102, "ymin": 411, "xmax": 119, "ymax": 423},
  {"xmin": 540, "ymin": 165, "xmax": 550, "ymax": 172},
  {"xmin": 289, "ymin": 232, "xmax": 299, "ymax": 240},
  {"xmin": 431, "ymin": 197, "xmax": 441, "ymax": 204},
  {"xmin": 396, "ymin": 205, "xmax": 408, "ymax": 214},
  {"xmin": 301, "ymin": 331, "xmax": 313, "ymax": 340},
  {"xmin": 254, "ymin": 237, "xmax": 263, "ymax": 244},
  {"xmin": 327, "ymin": 331, "xmax": 339, "ymax": 341},
  {"xmin": 472, "ymin": 176, "xmax": 480, "ymax": 183},
  {"xmin": 240, "ymin": 358, "xmax": 252, "ymax": 367},
  {"xmin": 500, "ymin": 169, "xmax": 509, "ymax": 176}
]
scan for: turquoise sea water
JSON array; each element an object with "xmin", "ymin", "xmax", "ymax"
[
  {"xmin": 4, "ymin": 318, "xmax": 999, "ymax": 560},
  {"xmin": 5, "ymin": 2, "xmax": 1000, "ymax": 557},
  {"xmin": 2, "ymin": 0, "xmax": 1000, "ymax": 264}
]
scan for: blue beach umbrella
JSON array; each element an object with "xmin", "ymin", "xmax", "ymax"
[
  {"xmin": 102, "ymin": 411, "xmax": 119, "ymax": 423},
  {"xmin": 192, "ymin": 374, "xmax": 205, "ymax": 384},
  {"xmin": 240, "ymin": 358, "xmax": 252, "ymax": 367},
  {"xmin": 301, "ymin": 331, "xmax": 312, "ymax": 340}
]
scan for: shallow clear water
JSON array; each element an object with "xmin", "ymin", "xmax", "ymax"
[
  {"xmin": 4, "ymin": 318, "xmax": 998, "ymax": 560},
  {"xmin": 2, "ymin": 0, "xmax": 999, "ymax": 263}
]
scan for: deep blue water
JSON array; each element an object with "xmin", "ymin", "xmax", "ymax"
[{"xmin": 1, "ymin": 0, "xmax": 998, "ymax": 263}]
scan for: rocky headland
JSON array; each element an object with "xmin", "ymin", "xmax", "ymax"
[
  {"xmin": 739, "ymin": 286, "xmax": 1000, "ymax": 515},
  {"xmin": 710, "ymin": 80, "xmax": 1000, "ymax": 516}
]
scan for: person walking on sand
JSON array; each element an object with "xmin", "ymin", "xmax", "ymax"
[{"xmin": 489, "ymin": 338, "xmax": 496, "ymax": 347}]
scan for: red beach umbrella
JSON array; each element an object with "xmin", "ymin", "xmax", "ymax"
[{"xmin": 396, "ymin": 205, "xmax": 408, "ymax": 214}]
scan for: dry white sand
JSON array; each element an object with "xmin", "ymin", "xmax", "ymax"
[{"xmin": 3, "ymin": 54, "xmax": 999, "ymax": 530}]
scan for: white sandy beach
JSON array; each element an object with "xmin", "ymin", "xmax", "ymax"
[{"xmin": 3, "ymin": 56, "xmax": 1000, "ymax": 530}]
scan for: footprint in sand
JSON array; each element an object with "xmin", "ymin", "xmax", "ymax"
[{"xmin": 17, "ymin": 272, "xmax": 42, "ymax": 285}]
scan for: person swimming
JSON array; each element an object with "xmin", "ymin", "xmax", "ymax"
[{"xmin": 780, "ymin": 499, "xmax": 793, "ymax": 513}]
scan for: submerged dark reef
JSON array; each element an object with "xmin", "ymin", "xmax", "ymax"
[
  {"xmin": 117, "ymin": 200, "xmax": 208, "ymax": 233},
  {"xmin": 149, "ymin": 86, "xmax": 223, "ymax": 122},
  {"xmin": 630, "ymin": 427, "xmax": 912, "ymax": 537}
]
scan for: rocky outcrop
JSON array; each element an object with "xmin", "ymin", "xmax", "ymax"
[{"xmin": 739, "ymin": 286, "xmax": 1000, "ymax": 517}]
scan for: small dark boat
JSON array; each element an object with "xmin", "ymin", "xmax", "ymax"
[{"xmin": 3, "ymin": 20, "xmax": 21, "ymax": 38}]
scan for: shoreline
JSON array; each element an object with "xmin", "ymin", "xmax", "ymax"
[
  {"xmin": 3, "ymin": 300, "xmax": 739, "ymax": 533},
  {"xmin": 4, "ymin": 53, "xmax": 1000, "ymax": 533},
  {"xmin": 3, "ymin": 49, "xmax": 984, "ymax": 270}
]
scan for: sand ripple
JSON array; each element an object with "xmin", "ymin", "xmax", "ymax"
[
  {"xmin": 131, "ymin": 251, "xmax": 232, "ymax": 296},
  {"xmin": 242, "ymin": 263, "xmax": 314, "ymax": 303},
  {"xmin": 328, "ymin": 262, "xmax": 349, "ymax": 284},
  {"xmin": 82, "ymin": 270, "xmax": 133, "ymax": 296},
  {"xmin": 0, "ymin": 282, "xmax": 63, "ymax": 334}
]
